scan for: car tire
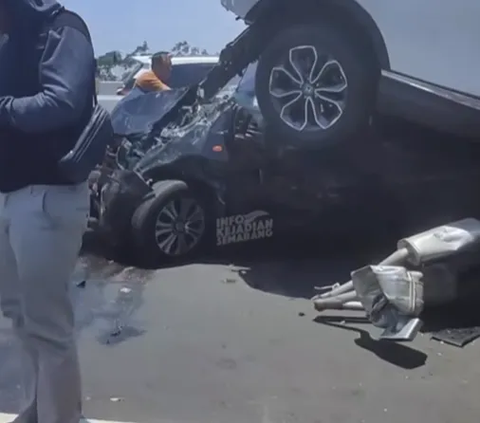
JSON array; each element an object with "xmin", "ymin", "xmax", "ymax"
[
  {"xmin": 131, "ymin": 180, "xmax": 211, "ymax": 265},
  {"xmin": 255, "ymin": 22, "xmax": 378, "ymax": 149}
]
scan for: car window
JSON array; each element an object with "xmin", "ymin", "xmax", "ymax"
[
  {"xmin": 168, "ymin": 63, "xmax": 216, "ymax": 88},
  {"xmin": 215, "ymin": 74, "xmax": 242, "ymax": 98},
  {"xmin": 236, "ymin": 62, "xmax": 257, "ymax": 94}
]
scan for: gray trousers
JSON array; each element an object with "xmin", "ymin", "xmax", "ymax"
[{"xmin": 0, "ymin": 183, "xmax": 89, "ymax": 423}]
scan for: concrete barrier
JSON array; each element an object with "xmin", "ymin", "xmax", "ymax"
[{"xmin": 98, "ymin": 80, "xmax": 123, "ymax": 95}]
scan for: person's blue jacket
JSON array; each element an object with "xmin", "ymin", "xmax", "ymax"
[
  {"xmin": 0, "ymin": 0, "xmax": 94, "ymax": 133},
  {"xmin": 0, "ymin": 0, "xmax": 96, "ymax": 192}
]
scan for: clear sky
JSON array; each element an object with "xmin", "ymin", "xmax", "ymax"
[{"xmin": 61, "ymin": 0, "xmax": 246, "ymax": 55}]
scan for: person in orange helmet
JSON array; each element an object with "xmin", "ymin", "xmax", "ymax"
[{"xmin": 135, "ymin": 51, "xmax": 172, "ymax": 92}]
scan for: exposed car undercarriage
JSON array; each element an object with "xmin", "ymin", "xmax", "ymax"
[{"xmin": 199, "ymin": 26, "xmax": 260, "ymax": 101}]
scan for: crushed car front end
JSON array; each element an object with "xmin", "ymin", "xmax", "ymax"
[{"xmin": 90, "ymin": 84, "xmax": 239, "ymax": 251}]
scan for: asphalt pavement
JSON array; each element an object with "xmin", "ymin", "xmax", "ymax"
[
  {"xmin": 99, "ymin": 81, "xmax": 123, "ymax": 95},
  {"xmin": 96, "ymin": 80, "xmax": 123, "ymax": 113},
  {"xmin": 1, "ymin": 239, "xmax": 480, "ymax": 423}
]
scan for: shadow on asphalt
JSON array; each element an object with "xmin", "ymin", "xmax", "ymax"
[
  {"xmin": 81, "ymin": 226, "xmax": 396, "ymax": 300},
  {"xmin": 313, "ymin": 315, "xmax": 428, "ymax": 369},
  {"xmin": 209, "ymin": 234, "xmax": 387, "ymax": 299},
  {"xmin": 78, "ymin": 227, "xmax": 480, "ymax": 353}
]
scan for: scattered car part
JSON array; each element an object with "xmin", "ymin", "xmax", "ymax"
[
  {"xmin": 398, "ymin": 218, "xmax": 480, "ymax": 266},
  {"xmin": 431, "ymin": 326, "xmax": 480, "ymax": 348},
  {"xmin": 379, "ymin": 317, "xmax": 423, "ymax": 342},
  {"xmin": 351, "ymin": 265, "xmax": 424, "ymax": 332},
  {"xmin": 313, "ymin": 218, "xmax": 480, "ymax": 342},
  {"xmin": 314, "ymin": 248, "xmax": 408, "ymax": 302},
  {"xmin": 96, "ymin": 168, "xmax": 152, "ymax": 249}
]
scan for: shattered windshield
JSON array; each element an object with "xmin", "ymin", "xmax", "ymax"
[
  {"xmin": 110, "ymin": 87, "xmax": 190, "ymax": 136},
  {"xmin": 169, "ymin": 63, "xmax": 216, "ymax": 87},
  {"xmin": 111, "ymin": 72, "xmax": 242, "ymax": 138}
]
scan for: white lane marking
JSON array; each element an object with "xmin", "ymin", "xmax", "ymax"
[{"xmin": 0, "ymin": 413, "xmax": 136, "ymax": 423}]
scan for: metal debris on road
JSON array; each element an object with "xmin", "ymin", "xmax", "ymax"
[{"xmin": 431, "ymin": 327, "xmax": 480, "ymax": 347}]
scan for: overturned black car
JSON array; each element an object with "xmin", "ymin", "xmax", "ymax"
[{"xmin": 89, "ymin": 65, "xmax": 480, "ymax": 264}]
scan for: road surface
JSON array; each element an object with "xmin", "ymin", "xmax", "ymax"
[
  {"xmin": 97, "ymin": 80, "xmax": 122, "ymax": 113},
  {"xmin": 1, "ymin": 242, "xmax": 480, "ymax": 423},
  {"xmin": 99, "ymin": 81, "xmax": 123, "ymax": 96}
]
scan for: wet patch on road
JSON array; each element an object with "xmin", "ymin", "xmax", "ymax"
[
  {"xmin": 0, "ymin": 254, "xmax": 152, "ymax": 408},
  {"xmin": 71, "ymin": 254, "xmax": 156, "ymax": 346}
]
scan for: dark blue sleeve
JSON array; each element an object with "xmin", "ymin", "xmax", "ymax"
[{"xmin": 0, "ymin": 26, "xmax": 94, "ymax": 133}]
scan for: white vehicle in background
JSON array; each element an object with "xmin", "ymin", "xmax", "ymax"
[
  {"xmin": 117, "ymin": 55, "xmax": 219, "ymax": 95},
  {"xmin": 215, "ymin": 0, "xmax": 480, "ymax": 148},
  {"xmin": 98, "ymin": 55, "xmax": 219, "ymax": 112}
]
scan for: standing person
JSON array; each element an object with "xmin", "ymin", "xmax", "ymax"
[
  {"xmin": 135, "ymin": 51, "xmax": 173, "ymax": 92},
  {"xmin": 0, "ymin": 1, "xmax": 96, "ymax": 423}
]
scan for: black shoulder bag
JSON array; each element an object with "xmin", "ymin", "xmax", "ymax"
[{"xmin": 47, "ymin": 9, "xmax": 113, "ymax": 184}]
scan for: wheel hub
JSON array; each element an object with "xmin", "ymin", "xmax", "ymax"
[
  {"xmin": 302, "ymin": 83, "xmax": 314, "ymax": 97},
  {"xmin": 173, "ymin": 221, "xmax": 185, "ymax": 233},
  {"xmin": 154, "ymin": 198, "xmax": 205, "ymax": 257},
  {"xmin": 268, "ymin": 45, "xmax": 348, "ymax": 132}
]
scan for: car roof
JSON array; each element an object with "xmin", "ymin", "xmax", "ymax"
[{"xmin": 131, "ymin": 55, "xmax": 219, "ymax": 66}]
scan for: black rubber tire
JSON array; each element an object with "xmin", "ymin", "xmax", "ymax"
[
  {"xmin": 131, "ymin": 180, "xmax": 211, "ymax": 265},
  {"xmin": 255, "ymin": 22, "xmax": 378, "ymax": 149}
]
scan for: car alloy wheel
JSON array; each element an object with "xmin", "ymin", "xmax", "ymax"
[
  {"xmin": 268, "ymin": 45, "xmax": 348, "ymax": 132},
  {"xmin": 154, "ymin": 197, "xmax": 206, "ymax": 257}
]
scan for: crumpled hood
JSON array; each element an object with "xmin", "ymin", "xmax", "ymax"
[
  {"xmin": 4, "ymin": 0, "xmax": 62, "ymax": 33},
  {"xmin": 110, "ymin": 87, "xmax": 191, "ymax": 137}
]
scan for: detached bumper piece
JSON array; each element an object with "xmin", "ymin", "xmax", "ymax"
[
  {"xmin": 313, "ymin": 218, "xmax": 480, "ymax": 343},
  {"xmin": 97, "ymin": 169, "xmax": 152, "ymax": 246}
]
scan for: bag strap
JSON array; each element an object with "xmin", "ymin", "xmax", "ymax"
[{"xmin": 46, "ymin": 7, "xmax": 98, "ymax": 106}]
